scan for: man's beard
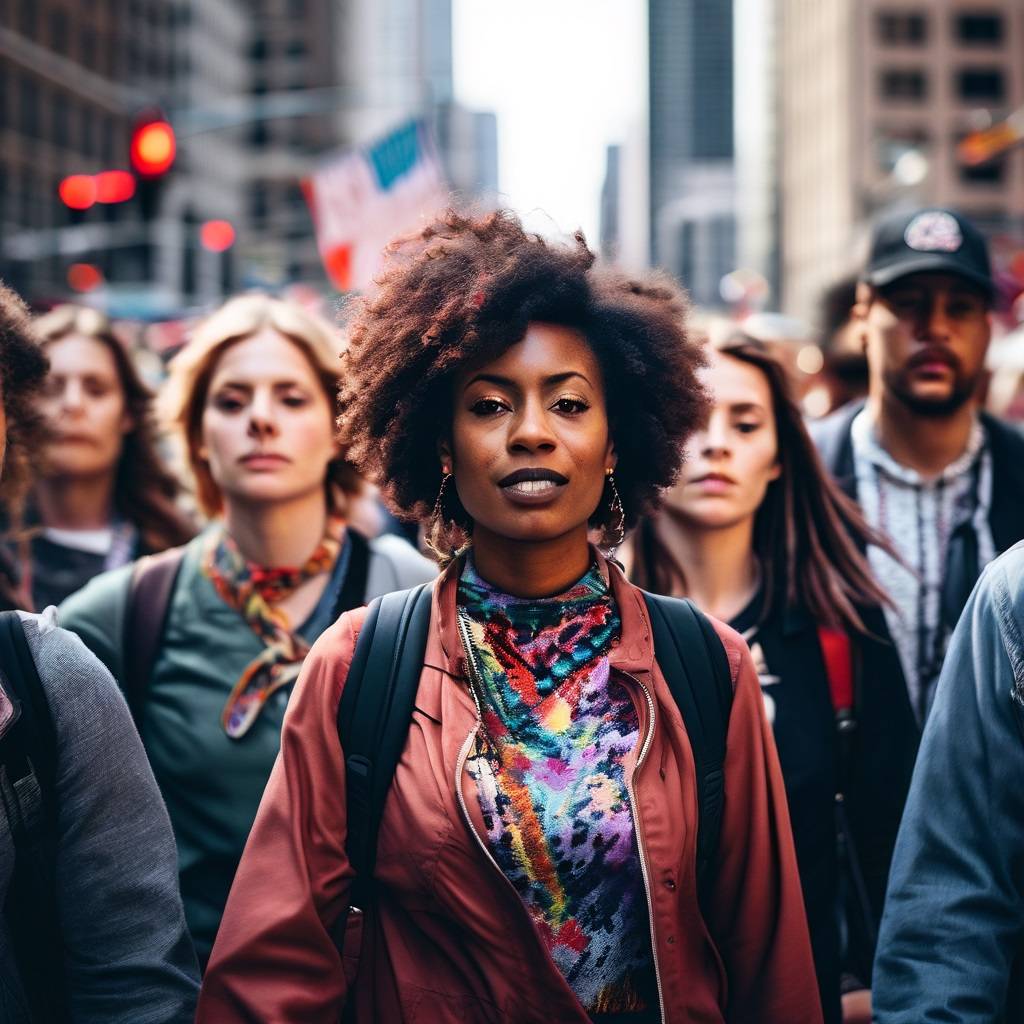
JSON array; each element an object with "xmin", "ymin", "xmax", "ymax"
[{"xmin": 884, "ymin": 367, "xmax": 979, "ymax": 417}]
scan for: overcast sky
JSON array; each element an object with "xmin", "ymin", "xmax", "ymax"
[{"xmin": 451, "ymin": 0, "xmax": 646, "ymax": 245}]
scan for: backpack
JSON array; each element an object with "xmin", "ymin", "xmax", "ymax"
[
  {"xmin": 0, "ymin": 609, "xmax": 69, "ymax": 1022},
  {"xmin": 121, "ymin": 529, "xmax": 372, "ymax": 725},
  {"xmin": 334, "ymin": 584, "xmax": 733, "ymax": 939}
]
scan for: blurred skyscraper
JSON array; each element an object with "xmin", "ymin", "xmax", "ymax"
[
  {"xmin": 779, "ymin": 0, "xmax": 1024, "ymax": 319},
  {"xmin": 647, "ymin": 0, "xmax": 735, "ymax": 308}
]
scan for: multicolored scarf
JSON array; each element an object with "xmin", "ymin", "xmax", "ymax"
[
  {"xmin": 458, "ymin": 557, "xmax": 656, "ymax": 1014},
  {"xmin": 202, "ymin": 520, "xmax": 343, "ymax": 739}
]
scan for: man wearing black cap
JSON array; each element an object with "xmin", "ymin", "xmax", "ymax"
[{"xmin": 812, "ymin": 206, "xmax": 1024, "ymax": 728}]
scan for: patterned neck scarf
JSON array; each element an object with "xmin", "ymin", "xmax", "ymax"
[
  {"xmin": 458, "ymin": 557, "xmax": 656, "ymax": 1015},
  {"xmin": 202, "ymin": 519, "xmax": 344, "ymax": 739}
]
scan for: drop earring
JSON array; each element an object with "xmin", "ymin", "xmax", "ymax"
[{"xmin": 604, "ymin": 469, "xmax": 625, "ymax": 549}]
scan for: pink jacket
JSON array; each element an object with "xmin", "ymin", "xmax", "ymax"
[{"xmin": 198, "ymin": 555, "xmax": 822, "ymax": 1022}]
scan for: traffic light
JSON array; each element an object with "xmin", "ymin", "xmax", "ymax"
[
  {"xmin": 130, "ymin": 118, "xmax": 176, "ymax": 177},
  {"xmin": 130, "ymin": 112, "xmax": 176, "ymax": 222}
]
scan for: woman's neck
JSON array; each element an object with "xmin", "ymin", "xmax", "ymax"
[
  {"xmin": 223, "ymin": 491, "xmax": 333, "ymax": 567},
  {"xmin": 34, "ymin": 473, "xmax": 117, "ymax": 530},
  {"xmin": 656, "ymin": 513, "xmax": 759, "ymax": 623},
  {"xmin": 470, "ymin": 525, "xmax": 592, "ymax": 599}
]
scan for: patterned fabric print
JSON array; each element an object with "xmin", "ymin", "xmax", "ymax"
[
  {"xmin": 201, "ymin": 519, "xmax": 343, "ymax": 739},
  {"xmin": 458, "ymin": 558, "xmax": 655, "ymax": 1014}
]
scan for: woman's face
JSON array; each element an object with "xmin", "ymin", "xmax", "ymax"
[
  {"xmin": 664, "ymin": 350, "xmax": 780, "ymax": 530},
  {"xmin": 39, "ymin": 335, "xmax": 130, "ymax": 478},
  {"xmin": 446, "ymin": 322, "xmax": 615, "ymax": 548},
  {"xmin": 200, "ymin": 328, "xmax": 338, "ymax": 512}
]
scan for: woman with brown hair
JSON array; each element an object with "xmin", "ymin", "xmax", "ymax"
[
  {"xmin": 197, "ymin": 212, "xmax": 821, "ymax": 1023},
  {"xmin": 59, "ymin": 294, "xmax": 435, "ymax": 968},
  {"xmin": 625, "ymin": 338, "xmax": 918, "ymax": 1023},
  {"xmin": 20, "ymin": 304, "xmax": 194, "ymax": 609}
]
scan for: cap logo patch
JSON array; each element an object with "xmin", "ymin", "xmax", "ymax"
[{"xmin": 904, "ymin": 211, "xmax": 963, "ymax": 253}]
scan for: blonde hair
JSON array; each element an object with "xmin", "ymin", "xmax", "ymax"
[{"xmin": 160, "ymin": 294, "xmax": 362, "ymax": 517}]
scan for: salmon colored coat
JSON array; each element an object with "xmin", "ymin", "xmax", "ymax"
[{"xmin": 198, "ymin": 554, "xmax": 822, "ymax": 1023}]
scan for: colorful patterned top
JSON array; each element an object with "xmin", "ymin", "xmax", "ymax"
[{"xmin": 459, "ymin": 557, "xmax": 656, "ymax": 1015}]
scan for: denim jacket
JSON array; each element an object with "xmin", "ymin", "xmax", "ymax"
[{"xmin": 873, "ymin": 542, "xmax": 1024, "ymax": 1022}]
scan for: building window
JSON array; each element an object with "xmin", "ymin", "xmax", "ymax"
[
  {"xmin": 53, "ymin": 93, "xmax": 70, "ymax": 146},
  {"xmin": 19, "ymin": 74, "xmax": 40, "ymax": 139},
  {"xmin": 875, "ymin": 128, "xmax": 929, "ymax": 173},
  {"xmin": 286, "ymin": 39, "xmax": 307, "ymax": 60},
  {"xmin": 877, "ymin": 11, "xmax": 928, "ymax": 45},
  {"xmin": 955, "ymin": 13, "xmax": 1003, "ymax": 46},
  {"xmin": 880, "ymin": 68, "xmax": 928, "ymax": 101},
  {"xmin": 956, "ymin": 68, "xmax": 1005, "ymax": 103},
  {"xmin": 50, "ymin": 9, "xmax": 69, "ymax": 54}
]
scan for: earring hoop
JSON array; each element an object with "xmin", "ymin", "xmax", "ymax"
[{"xmin": 605, "ymin": 469, "xmax": 625, "ymax": 549}]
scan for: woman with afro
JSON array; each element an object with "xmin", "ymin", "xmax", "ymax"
[{"xmin": 199, "ymin": 211, "xmax": 821, "ymax": 1023}]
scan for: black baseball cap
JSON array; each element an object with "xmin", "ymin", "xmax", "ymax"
[{"xmin": 862, "ymin": 207, "xmax": 994, "ymax": 299}]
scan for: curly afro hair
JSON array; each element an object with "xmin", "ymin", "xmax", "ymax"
[
  {"xmin": 0, "ymin": 283, "xmax": 49, "ymax": 502},
  {"xmin": 339, "ymin": 209, "xmax": 708, "ymax": 556}
]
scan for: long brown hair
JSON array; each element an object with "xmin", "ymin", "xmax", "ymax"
[
  {"xmin": 33, "ymin": 305, "xmax": 194, "ymax": 553},
  {"xmin": 631, "ymin": 338, "xmax": 893, "ymax": 635}
]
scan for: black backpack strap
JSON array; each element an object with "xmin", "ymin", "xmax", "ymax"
[
  {"xmin": 330, "ymin": 528, "xmax": 372, "ymax": 620},
  {"xmin": 333, "ymin": 582, "xmax": 432, "ymax": 941},
  {"xmin": 0, "ymin": 610, "xmax": 70, "ymax": 1021},
  {"xmin": 123, "ymin": 545, "xmax": 186, "ymax": 727},
  {"xmin": 642, "ymin": 592, "xmax": 733, "ymax": 909}
]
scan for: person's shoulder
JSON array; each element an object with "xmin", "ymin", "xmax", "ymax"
[
  {"xmin": 981, "ymin": 410, "xmax": 1024, "ymax": 453},
  {"xmin": 58, "ymin": 562, "xmax": 134, "ymax": 623},
  {"xmin": 16, "ymin": 608, "xmax": 126, "ymax": 715},
  {"xmin": 366, "ymin": 532, "xmax": 438, "ymax": 590}
]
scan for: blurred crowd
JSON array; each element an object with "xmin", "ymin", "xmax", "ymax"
[{"xmin": 1, "ymin": 203, "xmax": 1023, "ymax": 1024}]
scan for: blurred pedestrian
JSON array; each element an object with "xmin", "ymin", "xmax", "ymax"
[
  {"xmin": 818, "ymin": 275, "xmax": 868, "ymax": 414},
  {"xmin": 20, "ymin": 304, "xmax": 193, "ymax": 609},
  {"xmin": 59, "ymin": 294, "xmax": 435, "ymax": 968},
  {"xmin": 625, "ymin": 338, "xmax": 914, "ymax": 1023},
  {"xmin": 811, "ymin": 207, "xmax": 1024, "ymax": 726},
  {"xmin": 0, "ymin": 281, "xmax": 199, "ymax": 1022},
  {"xmin": 197, "ymin": 211, "xmax": 821, "ymax": 1024},
  {"xmin": 873, "ymin": 542, "xmax": 1024, "ymax": 1022}
]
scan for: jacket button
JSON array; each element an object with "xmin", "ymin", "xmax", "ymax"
[
  {"xmin": 664, "ymin": 879, "xmax": 676, "ymax": 891},
  {"xmin": 667, "ymin": 935, "xmax": 676, "ymax": 945}
]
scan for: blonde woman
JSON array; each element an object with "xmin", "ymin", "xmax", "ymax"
[
  {"xmin": 59, "ymin": 294, "xmax": 435, "ymax": 967},
  {"xmin": 20, "ymin": 305, "xmax": 193, "ymax": 609}
]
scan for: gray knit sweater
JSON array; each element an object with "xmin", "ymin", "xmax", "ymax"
[{"xmin": 0, "ymin": 609, "xmax": 199, "ymax": 1023}]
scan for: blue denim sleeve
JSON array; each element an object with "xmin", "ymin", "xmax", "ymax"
[{"xmin": 873, "ymin": 553, "xmax": 1024, "ymax": 1022}]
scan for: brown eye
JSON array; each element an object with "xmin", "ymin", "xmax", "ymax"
[
  {"xmin": 553, "ymin": 398, "xmax": 589, "ymax": 414},
  {"xmin": 470, "ymin": 398, "xmax": 507, "ymax": 416}
]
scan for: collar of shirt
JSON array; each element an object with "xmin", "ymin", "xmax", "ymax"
[{"xmin": 850, "ymin": 407, "xmax": 987, "ymax": 487}]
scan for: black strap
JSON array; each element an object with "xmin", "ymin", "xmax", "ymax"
[
  {"xmin": 331, "ymin": 529, "xmax": 371, "ymax": 621},
  {"xmin": 124, "ymin": 545, "xmax": 186, "ymax": 727},
  {"xmin": 0, "ymin": 610, "xmax": 69, "ymax": 1021},
  {"xmin": 642, "ymin": 592, "xmax": 733, "ymax": 908},
  {"xmin": 335, "ymin": 582, "xmax": 433, "ymax": 935}
]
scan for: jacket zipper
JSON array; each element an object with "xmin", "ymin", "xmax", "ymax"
[
  {"xmin": 621, "ymin": 669, "xmax": 667, "ymax": 1024},
  {"xmin": 454, "ymin": 612, "xmax": 520, "ymax": 882}
]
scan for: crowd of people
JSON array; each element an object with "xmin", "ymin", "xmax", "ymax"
[{"xmin": 0, "ymin": 203, "xmax": 1021, "ymax": 1023}]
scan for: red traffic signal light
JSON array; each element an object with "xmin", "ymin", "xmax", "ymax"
[
  {"xmin": 130, "ymin": 119, "xmax": 176, "ymax": 177},
  {"xmin": 59, "ymin": 175, "xmax": 97, "ymax": 210},
  {"xmin": 94, "ymin": 170, "xmax": 136, "ymax": 203},
  {"xmin": 200, "ymin": 220, "xmax": 236, "ymax": 253}
]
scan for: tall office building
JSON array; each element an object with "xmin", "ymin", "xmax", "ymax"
[
  {"xmin": 780, "ymin": 0, "xmax": 1024, "ymax": 320},
  {"xmin": 647, "ymin": 0, "xmax": 735, "ymax": 308}
]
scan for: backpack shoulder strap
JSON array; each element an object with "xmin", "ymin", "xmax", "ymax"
[
  {"xmin": 336, "ymin": 582, "xmax": 433, "ymax": 916},
  {"xmin": 0, "ymin": 610, "xmax": 69, "ymax": 1021},
  {"xmin": 330, "ymin": 528, "xmax": 371, "ymax": 621},
  {"xmin": 124, "ymin": 545, "xmax": 186, "ymax": 726},
  {"xmin": 642, "ymin": 592, "xmax": 733, "ymax": 908}
]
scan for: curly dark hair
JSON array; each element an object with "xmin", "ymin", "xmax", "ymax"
[
  {"xmin": 0, "ymin": 283, "xmax": 49, "ymax": 499},
  {"xmin": 339, "ymin": 209, "xmax": 708, "ymax": 557}
]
